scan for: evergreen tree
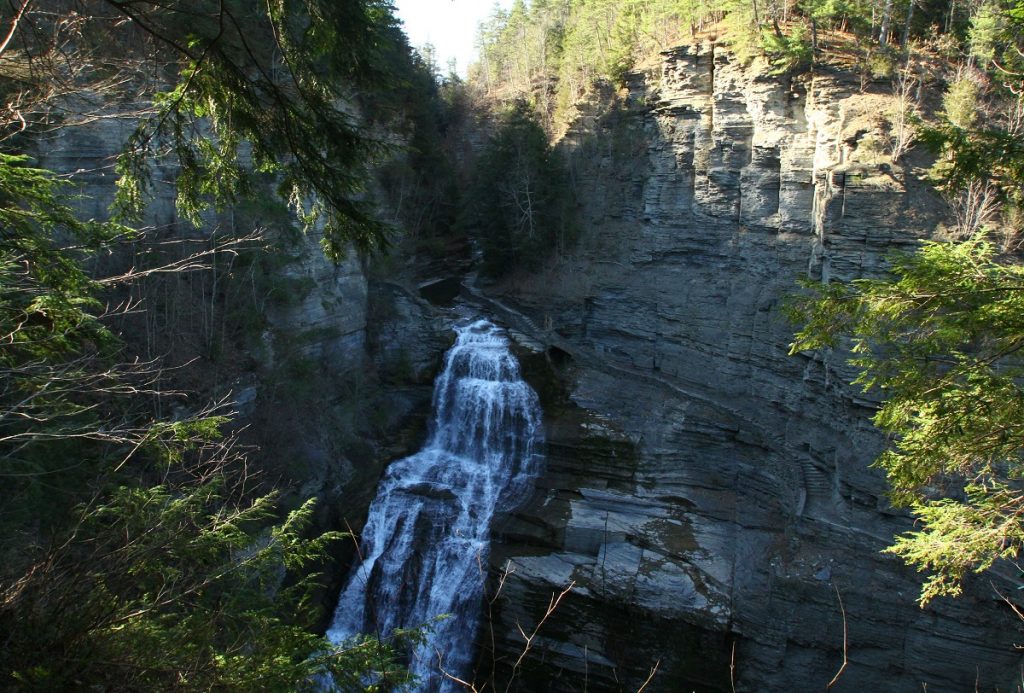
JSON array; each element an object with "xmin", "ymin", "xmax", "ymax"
[
  {"xmin": 0, "ymin": 154, "xmax": 415, "ymax": 689},
  {"xmin": 0, "ymin": 1, "xmax": 420, "ymax": 687},
  {"xmin": 791, "ymin": 0, "xmax": 1024, "ymax": 608},
  {"xmin": 4, "ymin": 0, "xmax": 401, "ymax": 258},
  {"xmin": 462, "ymin": 101, "xmax": 574, "ymax": 277},
  {"xmin": 790, "ymin": 238, "xmax": 1024, "ymax": 604}
]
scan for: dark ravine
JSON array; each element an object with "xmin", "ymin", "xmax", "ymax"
[
  {"xmin": 465, "ymin": 43, "xmax": 1024, "ymax": 691},
  {"xmin": 26, "ymin": 35, "xmax": 1024, "ymax": 692}
]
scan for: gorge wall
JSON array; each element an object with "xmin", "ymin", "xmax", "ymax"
[
  {"xmin": 474, "ymin": 43, "xmax": 1024, "ymax": 691},
  {"xmin": 30, "ymin": 109, "xmax": 435, "ymax": 547},
  {"xmin": 28, "ymin": 42, "xmax": 1024, "ymax": 692}
]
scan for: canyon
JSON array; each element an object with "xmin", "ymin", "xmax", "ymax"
[{"xmin": 34, "ymin": 40, "xmax": 1024, "ymax": 691}]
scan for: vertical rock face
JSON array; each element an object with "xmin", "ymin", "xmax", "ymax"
[
  {"xmin": 485, "ymin": 45, "xmax": 1023, "ymax": 690},
  {"xmin": 262, "ymin": 233, "xmax": 368, "ymax": 367},
  {"xmin": 29, "ymin": 109, "xmax": 376, "ymax": 506},
  {"xmin": 33, "ymin": 105, "xmax": 370, "ymax": 375}
]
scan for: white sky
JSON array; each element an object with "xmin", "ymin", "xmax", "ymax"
[{"xmin": 393, "ymin": 0, "xmax": 515, "ymax": 77}]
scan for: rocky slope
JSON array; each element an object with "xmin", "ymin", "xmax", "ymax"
[{"xmin": 475, "ymin": 43, "xmax": 1024, "ymax": 691}]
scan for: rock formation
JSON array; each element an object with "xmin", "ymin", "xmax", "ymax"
[
  {"xmin": 24, "ymin": 41, "xmax": 1024, "ymax": 692},
  {"xmin": 475, "ymin": 43, "xmax": 1024, "ymax": 691}
]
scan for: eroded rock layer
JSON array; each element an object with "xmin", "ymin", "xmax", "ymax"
[{"xmin": 480, "ymin": 44, "xmax": 1023, "ymax": 691}]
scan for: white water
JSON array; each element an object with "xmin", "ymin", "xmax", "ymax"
[{"xmin": 326, "ymin": 319, "xmax": 543, "ymax": 691}]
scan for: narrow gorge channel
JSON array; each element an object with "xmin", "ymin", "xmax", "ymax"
[{"xmin": 326, "ymin": 318, "xmax": 544, "ymax": 690}]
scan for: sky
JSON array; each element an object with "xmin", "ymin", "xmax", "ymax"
[{"xmin": 392, "ymin": 0, "xmax": 515, "ymax": 77}]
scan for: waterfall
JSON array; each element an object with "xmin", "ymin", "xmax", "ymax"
[{"xmin": 326, "ymin": 318, "xmax": 543, "ymax": 691}]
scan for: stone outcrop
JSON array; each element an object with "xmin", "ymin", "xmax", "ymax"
[
  {"xmin": 33, "ymin": 99, "xmax": 371, "ymax": 377},
  {"xmin": 28, "ymin": 106, "xmax": 383, "ymax": 511},
  {"xmin": 262, "ymin": 233, "xmax": 368, "ymax": 368},
  {"xmin": 477, "ymin": 45, "xmax": 1024, "ymax": 691}
]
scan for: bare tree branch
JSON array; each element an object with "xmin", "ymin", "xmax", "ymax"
[{"xmin": 0, "ymin": 0, "xmax": 33, "ymax": 57}]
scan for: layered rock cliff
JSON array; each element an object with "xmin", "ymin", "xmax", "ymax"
[
  {"xmin": 30, "ymin": 108, "xmax": 397, "ymax": 529},
  {"xmin": 26, "ymin": 41, "xmax": 1024, "ymax": 691},
  {"xmin": 474, "ymin": 43, "xmax": 1024, "ymax": 691}
]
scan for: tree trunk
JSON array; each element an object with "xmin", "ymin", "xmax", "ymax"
[
  {"xmin": 879, "ymin": 0, "xmax": 894, "ymax": 44},
  {"xmin": 901, "ymin": 0, "xmax": 915, "ymax": 48}
]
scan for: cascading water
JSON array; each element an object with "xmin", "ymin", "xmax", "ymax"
[{"xmin": 326, "ymin": 318, "xmax": 543, "ymax": 691}]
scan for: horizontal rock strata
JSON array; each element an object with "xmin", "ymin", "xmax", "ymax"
[{"xmin": 481, "ymin": 44, "xmax": 1023, "ymax": 691}]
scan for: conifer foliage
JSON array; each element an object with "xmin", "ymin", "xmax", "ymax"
[
  {"xmin": 462, "ymin": 100, "xmax": 575, "ymax": 277},
  {"xmin": 792, "ymin": 0, "xmax": 1024, "ymax": 607},
  {"xmin": 0, "ymin": 151, "xmax": 392, "ymax": 690},
  {"xmin": 0, "ymin": 0, "xmax": 414, "ymax": 688},
  {"xmin": 472, "ymin": 0, "xmax": 1021, "ymax": 127},
  {"xmin": 791, "ymin": 238, "xmax": 1024, "ymax": 604}
]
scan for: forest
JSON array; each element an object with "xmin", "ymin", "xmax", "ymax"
[{"xmin": 1, "ymin": 0, "xmax": 1023, "ymax": 689}]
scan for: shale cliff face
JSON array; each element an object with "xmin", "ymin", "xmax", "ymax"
[
  {"xmin": 31, "ymin": 111, "xmax": 385, "ymax": 510},
  {"xmin": 480, "ymin": 44, "xmax": 1024, "ymax": 691},
  {"xmin": 35, "ymin": 112, "xmax": 370, "ymax": 376}
]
